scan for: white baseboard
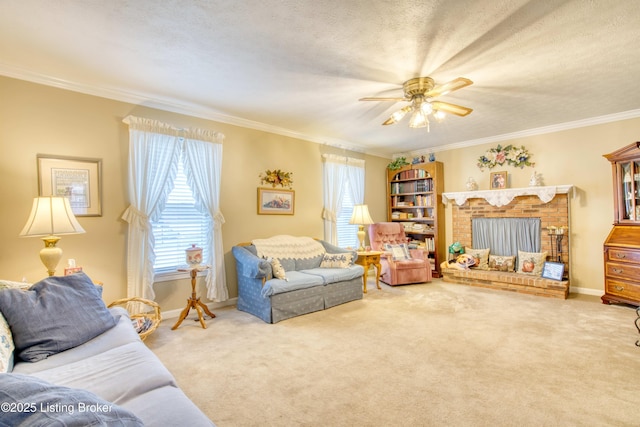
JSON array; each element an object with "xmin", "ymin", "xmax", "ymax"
[
  {"xmin": 569, "ymin": 287, "xmax": 602, "ymax": 297},
  {"xmin": 160, "ymin": 287, "xmax": 601, "ymax": 319},
  {"xmin": 161, "ymin": 297, "xmax": 238, "ymax": 319}
]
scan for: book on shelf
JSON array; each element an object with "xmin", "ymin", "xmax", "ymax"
[{"xmin": 394, "ymin": 169, "xmax": 431, "ymax": 180}]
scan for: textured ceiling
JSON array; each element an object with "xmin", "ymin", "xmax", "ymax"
[{"xmin": 1, "ymin": 0, "xmax": 640, "ymax": 157}]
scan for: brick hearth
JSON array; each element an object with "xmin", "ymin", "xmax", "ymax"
[
  {"xmin": 444, "ymin": 190, "xmax": 571, "ymax": 299},
  {"xmin": 441, "ymin": 269, "xmax": 570, "ymax": 299}
]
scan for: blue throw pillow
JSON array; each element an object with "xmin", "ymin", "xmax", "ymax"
[
  {"xmin": 0, "ymin": 373, "xmax": 143, "ymax": 426},
  {"xmin": 0, "ymin": 272, "xmax": 118, "ymax": 362}
]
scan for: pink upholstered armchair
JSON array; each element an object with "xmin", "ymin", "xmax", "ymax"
[{"xmin": 368, "ymin": 222, "xmax": 432, "ymax": 286}]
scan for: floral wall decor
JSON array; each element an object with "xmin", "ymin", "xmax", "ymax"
[
  {"xmin": 259, "ymin": 169, "xmax": 293, "ymax": 188},
  {"xmin": 477, "ymin": 144, "xmax": 535, "ymax": 170}
]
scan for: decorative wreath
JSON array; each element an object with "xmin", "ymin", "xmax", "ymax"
[
  {"xmin": 259, "ymin": 169, "xmax": 293, "ymax": 188},
  {"xmin": 477, "ymin": 144, "xmax": 534, "ymax": 170}
]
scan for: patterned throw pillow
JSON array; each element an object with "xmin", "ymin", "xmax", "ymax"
[
  {"xmin": 489, "ymin": 255, "xmax": 516, "ymax": 272},
  {"xmin": 0, "ymin": 311, "xmax": 14, "ymax": 373},
  {"xmin": 384, "ymin": 243, "xmax": 411, "ymax": 260},
  {"xmin": 320, "ymin": 252, "xmax": 353, "ymax": 268},
  {"xmin": 465, "ymin": 248, "xmax": 490, "ymax": 269},
  {"xmin": 270, "ymin": 258, "xmax": 287, "ymax": 280},
  {"xmin": 517, "ymin": 250, "xmax": 548, "ymax": 276}
]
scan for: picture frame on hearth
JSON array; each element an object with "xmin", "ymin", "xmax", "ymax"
[
  {"xmin": 541, "ymin": 261, "xmax": 565, "ymax": 281},
  {"xmin": 490, "ymin": 171, "xmax": 507, "ymax": 189}
]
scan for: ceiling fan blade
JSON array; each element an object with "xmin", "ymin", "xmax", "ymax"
[
  {"xmin": 425, "ymin": 77, "xmax": 473, "ymax": 98},
  {"xmin": 359, "ymin": 97, "xmax": 406, "ymax": 102},
  {"xmin": 431, "ymin": 101, "xmax": 473, "ymax": 117}
]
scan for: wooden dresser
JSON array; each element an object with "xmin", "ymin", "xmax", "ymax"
[
  {"xmin": 603, "ymin": 226, "xmax": 640, "ymax": 305},
  {"xmin": 603, "ymin": 142, "xmax": 640, "ymax": 306}
]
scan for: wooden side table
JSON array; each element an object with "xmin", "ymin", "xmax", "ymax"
[
  {"xmin": 354, "ymin": 251, "xmax": 382, "ymax": 293},
  {"xmin": 172, "ymin": 266, "xmax": 216, "ymax": 330}
]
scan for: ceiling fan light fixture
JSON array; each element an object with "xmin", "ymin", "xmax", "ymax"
[
  {"xmin": 409, "ymin": 109, "xmax": 429, "ymax": 129},
  {"xmin": 433, "ymin": 110, "xmax": 446, "ymax": 122},
  {"xmin": 383, "ymin": 105, "xmax": 412, "ymax": 125},
  {"xmin": 361, "ymin": 76, "xmax": 472, "ymax": 129},
  {"xmin": 420, "ymin": 101, "xmax": 433, "ymax": 115}
]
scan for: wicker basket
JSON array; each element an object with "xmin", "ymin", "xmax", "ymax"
[{"xmin": 108, "ymin": 297, "xmax": 162, "ymax": 341}]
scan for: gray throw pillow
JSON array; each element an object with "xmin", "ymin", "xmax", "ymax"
[
  {"xmin": 0, "ymin": 373, "xmax": 143, "ymax": 426},
  {"xmin": 0, "ymin": 272, "xmax": 117, "ymax": 362}
]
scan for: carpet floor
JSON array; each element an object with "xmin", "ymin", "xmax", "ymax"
[{"xmin": 146, "ymin": 279, "xmax": 640, "ymax": 427}]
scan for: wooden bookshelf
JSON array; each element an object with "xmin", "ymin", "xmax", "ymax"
[{"xmin": 387, "ymin": 161, "xmax": 445, "ymax": 277}]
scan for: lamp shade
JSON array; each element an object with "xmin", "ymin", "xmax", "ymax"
[
  {"xmin": 20, "ymin": 196, "xmax": 86, "ymax": 237},
  {"xmin": 349, "ymin": 204, "xmax": 374, "ymax": 225}
]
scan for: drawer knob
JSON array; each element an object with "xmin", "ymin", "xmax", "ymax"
[
  {"xmin": 616, "ymin": 253, "xmax": 627, "ymax": 259},
  {"xmin": 613, "ymin": 268, "xmax": 624, "ymax": 274},
  {"xmin": 614, "ymin": 285, "xmax": 625, "ymax": 291}
]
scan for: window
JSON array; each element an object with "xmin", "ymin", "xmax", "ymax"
[
  {"xmin": 322, "ymin": 154, "xmax": 366, "ymax": 247},
  {"xmin": 123, "ymin": 115, "xmax": 227, "ymax": 302},
  {"xmin": 151, "ymin": 152, "xmax": 210, "ymax": 278},
  {"xmin": 336, "ymin": 182, "xmax": 358, "ymax": 248}
]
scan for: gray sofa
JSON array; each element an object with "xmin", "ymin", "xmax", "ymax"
[
  {"xmin": 0, "ymin": 273, "xmax": 213, "ymax": 426},
  {"xmin": 232, "ymin": 235, "xmax": 365, "ymax": 323}
]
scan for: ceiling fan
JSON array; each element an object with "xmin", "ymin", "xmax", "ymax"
[{"xmin": 360, "ymin": 77, "xmax": 473, "ymax": 130}]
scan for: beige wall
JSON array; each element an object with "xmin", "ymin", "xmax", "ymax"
[
  {"xmin": 0, "ymin": 76, "xmax": 389, "ymax": 310},
  {"xmin": 436, "ymin": 118, "xmax": 640, "ymax": 293},
  {"xmin": 2, "ymin": 75, "xmax": 636, "ymax": 309}
]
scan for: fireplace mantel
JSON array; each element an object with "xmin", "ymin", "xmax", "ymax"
[{"xmin": 442, "ymin": 185, "xmax": 573, "ymax": 207}]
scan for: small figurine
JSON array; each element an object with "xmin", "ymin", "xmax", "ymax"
[
  {"xmin": 466, "ymin": 177, "xmax": 478, "ymax": 191},
  {"xmin": 428, "ymin": 152, "xmax": 436, "ymax": 162},
  {"xmin": 529, "ymin": 170, "xmax": 542, "ymax": 186}
]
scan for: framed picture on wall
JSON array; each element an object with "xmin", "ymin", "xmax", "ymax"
[
  {"xmin": 37, "ymin": 154, "xmax": 102, "ymax": 216},
  {"xmin": 257, "ymin": 188, "xmax": 295, "ymax": 215},
  {"xmin": 490, "ymin": 171, "xmax": 507, "ymax": 189}
]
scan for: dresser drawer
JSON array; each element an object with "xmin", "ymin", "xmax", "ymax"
[
  {"xmin": 606, "ymin": 262, "xmax": 640, "ymax": 280},
  {"xmin": 605, "ymin": 278, "xmax": 640, "ymax": 300},
  {"xmin": 606, "ymin": 247, "xmax": 640, "ymax": 264}
]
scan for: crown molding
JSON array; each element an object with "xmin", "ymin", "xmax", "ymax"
[
  {"xmin": 4, "ymin": 63, "xmax": 637, "ymax": 162},
  {"xmin": 0, "ymin": 63, "xmax": 389, "ymax": 158},
  {"xmin": 402, "ymin": 109, "xmax": 640, "ymax": 158}
]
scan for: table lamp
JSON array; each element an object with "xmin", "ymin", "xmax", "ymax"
[
  {"xmin": 19, "ymin": 196, "xmax": 86, "ymax": 276},
  {"xmin": 349, "ymin": 204, "xmax": 374, "ymax": 252}
]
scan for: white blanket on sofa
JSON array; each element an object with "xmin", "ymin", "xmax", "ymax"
[{"xmin": 252, "ymin": 235, "xmax": 325, "ymax": 260}]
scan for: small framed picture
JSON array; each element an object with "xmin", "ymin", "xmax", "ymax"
[
  {"xmin": 490, "ymin": 171, "xmax": 507, "ymax": 189},
  {"xmin": 541, "ymin": 261, "xmax": 565, "ymax": 281},
  {"xmin": 258, "ymin": 188, "xmax": 295, "ymax": 215}
]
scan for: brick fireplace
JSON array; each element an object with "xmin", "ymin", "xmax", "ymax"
[
  {"xmin": 441, "ymin": 186, "xmax": 572, "ymax": 298},
  {"xmin": 451, "ymin": 194, "xmax": 569, "ymax": 266}
]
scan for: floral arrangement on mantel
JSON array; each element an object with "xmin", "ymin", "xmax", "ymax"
[
  {"xmin": 259, "ymin": 169, "xmax": 293, "ymax": 188},
  {"xmin": 477, "ymin": 144, "xmax": 535, "ymax": 170}
]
